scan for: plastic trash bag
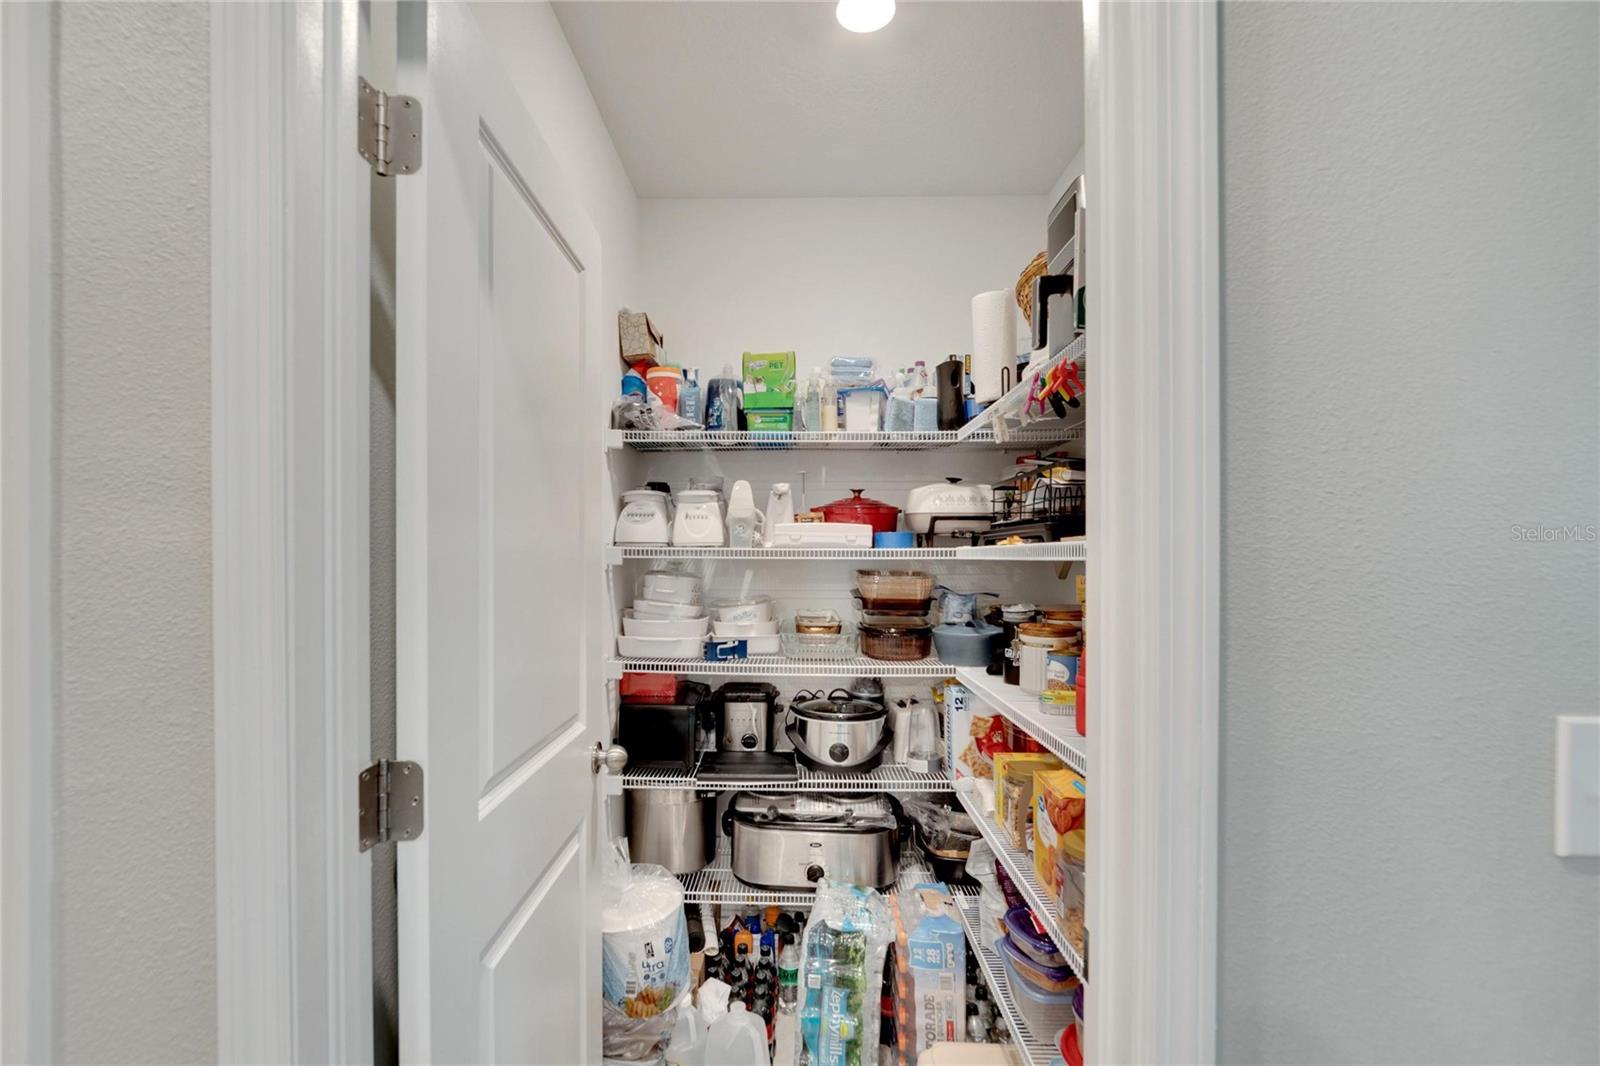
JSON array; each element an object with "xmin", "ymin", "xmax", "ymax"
[
  {"xmin": 601, "ymin": 843, "xmax": 691, "ymax": 1061},
  {"xmin": 795, "ymin": 880, "xmax": 894, "ymax": 1066},
  {"xmin": 900, "ymin": 795, "xmax": 979, "ymax": 852}
]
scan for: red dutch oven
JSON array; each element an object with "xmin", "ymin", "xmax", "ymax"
[{"xmin": 818, "ymin": 489, "xmax": 901, "ymax": 534}]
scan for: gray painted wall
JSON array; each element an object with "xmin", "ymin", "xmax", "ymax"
[
  {"xmin": 1218, "ymin": 3, "xmax": 1599, "ymax": 1063},
  {"xmin": 54, "ymin": 2, "xmax": 215, "ymax": 1062}
]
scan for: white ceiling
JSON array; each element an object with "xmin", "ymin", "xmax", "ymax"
[{"xmin": 552, "ymin": 1, "xmax": 1083, "ymax": 199}]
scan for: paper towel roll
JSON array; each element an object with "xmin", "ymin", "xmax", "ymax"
[{"xmin": 971, "ymin": 289, "xmax": 1017, "ymax": 403}]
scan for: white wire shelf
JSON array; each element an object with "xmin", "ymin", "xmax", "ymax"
[
  {"xmin": 606, "ymin": 424, "xmax": 1082, "ymax": 452},
  {"xmin": 956, "ymin": 894, "xmax": 1061, "ymax": 1066},
  {"xmin": 954, "ymin": 668, "xmax": 1088, "ymax": 775},
  {"xmin": 605, "ymin": 654, "xmax": 954, "ymax": 679},
  {"xmin": 958, "ymin": 335, "xmax": 1087, "ymax": 442},
  {"xmin": 677, "ymin": 838, "xmax": 951, "ymax": 907},
  {"xmin": 607, "ymin": 541, "xmax": 1087, "ymax": 564},
  {"xmin": 955, "ymin": 787, "xmax": 1087, "ymax": 983},
  {"xmin": 621, "ymin": 759, "xmax": 955, "ymax": 793}
]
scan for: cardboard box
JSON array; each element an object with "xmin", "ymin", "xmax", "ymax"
[
  {"xmin": 742, "ymin": 351, "xmax": 796, "ymax": 402},
  {"xmin": 948, "ymin": 689, "xmax": 1011, "ymax": 782},
  {"xmin": 894, "ymin": 885, "xmax": 966, "ymax": 1063},
  {"xmin": 993, "ymin": 752, "xmax": 1062, "ymax": 825},
  {"xmin": 617, "ymin": 309, "xmax": 663, "ymax": 366},
  {"xmin": 1033, "ymin": 769, "xmax": 1087, "ymax": 905},
  {"xmin": 745, "ymin": 409, "xmax": 793, "ymax": 432}
]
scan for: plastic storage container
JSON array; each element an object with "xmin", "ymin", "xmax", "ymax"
[
  {"xmin": 998, "ymin": 934, "xmax": 1078, "ymax": 996},
  {"xmin": 1003, "ymin": 906, "xmax": 1070, "ymax": 968},
  {"xmin": 1007, "ymin": 968, "xmax": 1077, "ymax": 1038}
]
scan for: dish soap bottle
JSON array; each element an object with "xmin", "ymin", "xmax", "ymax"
[
  {"xmin": 678, "ymin": 368, "xmax": 704, "ymax": 426},
  {"xmin": 705, "ymin": 365, "xmax": 741, "ymax": 432},
  {"xmin": 801, "ymin": 370, "xmax": 822, "ymax": 432}
]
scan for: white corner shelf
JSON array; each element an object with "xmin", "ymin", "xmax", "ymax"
[
  {"xmin": 955, "ymin": 787, "xmax": 1087, "ymax": 983},
  {"xmin": 606, "ymin": 424, "xmax": 1082, "ymax": 452},
  {"xmin": 621, "ymin": 760, "xmax": 954, "ymax": 793},
  {"xmin": 954, "ymin": 668, "xmax": 1088, "ymax": 775},
  {"xmin": 606, "ymin": 541, "xmax": 1087, "ymax": 565},
  {"xmin": 958, "ymin": 334, "xmax": 1087, "ymax": 442},
  {"xmin": 956, "ymin": 894, "xmax": 1062, "ymax": 1066},
  {"xmin": 676, "ymin": 838, "xmax": 949, "ymax": 907},
  {"xmin": 605, "ymin": 654, "xmax": 954, "ymax": 679}
]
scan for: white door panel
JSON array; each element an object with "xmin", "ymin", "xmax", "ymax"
[{"xmin": 396, "ymin": 3, "xmax": 604, "ymax": 1061}]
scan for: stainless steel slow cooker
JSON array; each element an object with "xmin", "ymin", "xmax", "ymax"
[
  {"xmin": 723, "ymin": 792, "xmax": 901, "ymax": 890},
  {"xmin": 785, "ymin": 689, "xmax": 891, "ymax": 772}
]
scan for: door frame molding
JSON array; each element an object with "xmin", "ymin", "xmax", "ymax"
[
  {"xmin": 210, "ymin": 3, "xmax": 373, "ymax": 1061},
  {"xmin": 0, "ymin": 4, "xmax": 57, "ymax": 1061},
  {"xmin": 1084, "ymin": 1, "xmax": 1222, "ymax": 1062}
]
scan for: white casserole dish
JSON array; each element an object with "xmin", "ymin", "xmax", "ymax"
[
  {"xmin": 637, "ymin": 569, "xmax": 703, "ymax": 605},
  {"xmin": 710, "ymin": 597, "xmax": 774, "ymax": 624},
  {"xmin": 630, "ymin": 598, "xmax": 708, "ymax": 620},
  {"xmin": 705, "ymin": 634, "xmax": 781, "ymax": 656},
  {"xmin": 617, "ymin": 635, "xmax": 704, "ymax": 658},
  {"xmin": 766, "ymin": 522, "xmax": 874, "ymax": 548},
  {"xmin": 711, "ymin": 618, "xmax": 779, "ymax": 638},
  {"xmin": 904, "ymin": 478, "xmax": 994, "ymax": 535},
  {"xmin": 621, "ymin": 611, "xmax": 710, "ymax": 638}
]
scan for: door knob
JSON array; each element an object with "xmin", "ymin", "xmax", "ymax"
[{"xmin": 591, "ymin": 743, "xmax": 628, "ymax": 775}]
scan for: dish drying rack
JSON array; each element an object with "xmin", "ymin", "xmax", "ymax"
[{"xmin": 982, "ymin": 450, "xmax": 1085, "ymax": 544}]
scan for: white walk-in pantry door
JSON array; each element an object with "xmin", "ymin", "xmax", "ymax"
[{"xmin": 394, "ymin": 3, "xmax": 606, "ymax": 1061}]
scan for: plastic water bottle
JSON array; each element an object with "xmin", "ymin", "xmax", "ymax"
[
  {"xmin": 678, "ymin": 368, "xmax": 703, "ymax": 425},
  {"xmin": 777, "ymin": 937, "xmax": 799, "ymax": 1014}
]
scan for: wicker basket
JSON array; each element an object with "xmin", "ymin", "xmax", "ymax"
[{"xmin": 1015, "ymin": 250, "xmax": 1049, "ymax": 328}]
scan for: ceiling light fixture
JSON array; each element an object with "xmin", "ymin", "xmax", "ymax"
[{"xmin": 836, "ymin": 0, "xmax": 895, "ymax": 34}]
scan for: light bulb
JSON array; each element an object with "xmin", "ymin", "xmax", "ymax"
[{"xmin": 836, "ymin": 0, "xmax": 895, "ymax": 34}]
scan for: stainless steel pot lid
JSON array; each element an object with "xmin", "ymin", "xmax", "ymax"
[{"xmin": 727, "ymin": 791, "xmax": 897, "ymax": 829}]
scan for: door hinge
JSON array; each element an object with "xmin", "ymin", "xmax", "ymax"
[
  {"xmin": 358, "ymin": 76, "xmax": 421, "ymax": 177},
  {"xmin": 359, "ymin": 759, "xmax": 424, "ymax": 852}
]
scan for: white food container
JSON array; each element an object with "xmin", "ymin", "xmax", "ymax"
[
  {"xmin": 637, "ymin": 569, "xmax": 703, "ymax": 605},
  {"xmin": 706, "ymin": 634, "xmax": 781, "ymax": 656},
  {"xmin": 711, "ymin": 618, "xmax": 778, "ymax": 637},
  {"xmin": 621, "ymin": 611, "xmax": 709, "ymax": 638},
  {"xmin": 617, "ymin": 635, "xmax": 704, "ymax": 658},
  {"xmin": 710, "ymin": 597, "xmax": 774, "ymax": 624},
  {"xmin": 630, "ymin": 598, "xmax": 708, "ymax": 620}
]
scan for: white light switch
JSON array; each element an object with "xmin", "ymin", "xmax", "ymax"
[{"xmin": 1555, "ymin": 716, "xmax": 1600, "ymax": 857}]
